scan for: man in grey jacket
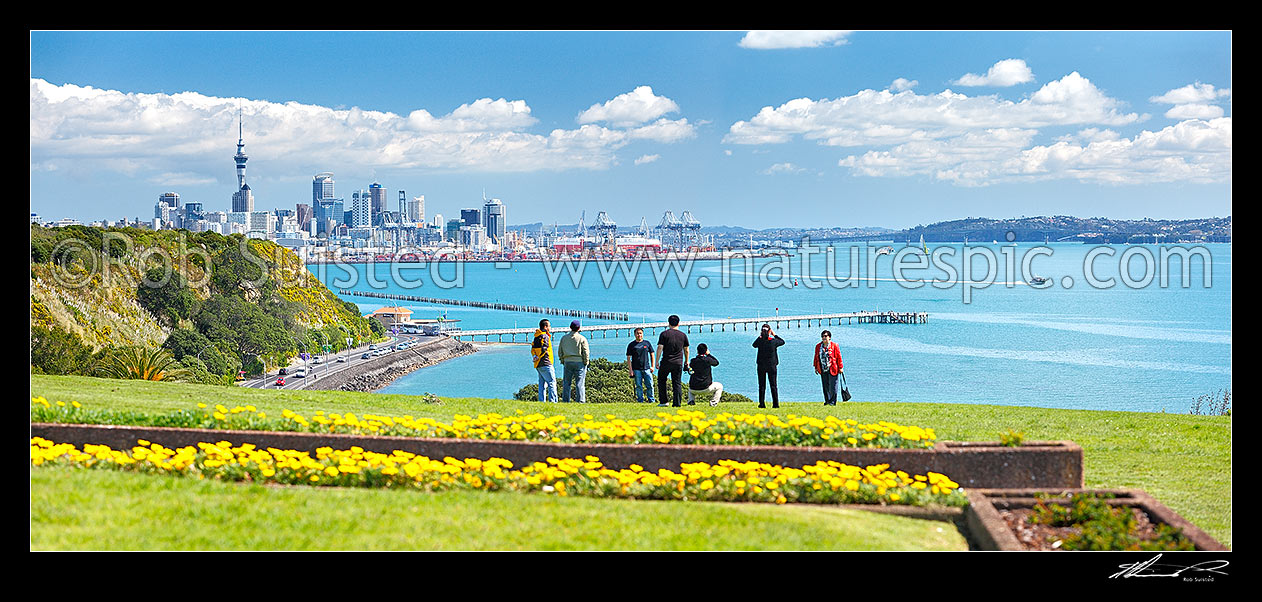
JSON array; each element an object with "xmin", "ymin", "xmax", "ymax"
[{"xmin": 558, "ymin": 320, "xmax": 590, "ymax": 403}]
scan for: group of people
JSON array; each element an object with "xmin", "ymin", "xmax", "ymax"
[{"xmin": 530, "ymin": 316, "xmax": 846, "ymax": 407}]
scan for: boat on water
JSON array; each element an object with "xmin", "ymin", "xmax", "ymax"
[
  {"xmin": 875, "ymin": 246, "xmax": 894, "ymax": 256},
  {"xmin": 1029, "ymin": 276, "xmax": 1049, "ymax": 286}
]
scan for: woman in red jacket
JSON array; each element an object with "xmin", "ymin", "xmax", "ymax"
[{"xmin": 813, "ymin": 330, "xmax": 843, "ymax": 405}]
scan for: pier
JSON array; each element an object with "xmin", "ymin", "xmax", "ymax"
[
  {"xmin": 451, "ymin": 311, "xmax": 927, "ymax": 342},
  {"xmin": 339, "ymin": 290, "xmax": 629, "ymax": 322}
]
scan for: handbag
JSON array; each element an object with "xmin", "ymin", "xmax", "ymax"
[{"xmin": 839, "ymin": 371, "xmax": 852, "ymax": 402}]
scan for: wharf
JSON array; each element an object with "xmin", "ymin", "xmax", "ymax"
[
  {"xmin": 340, "ymin": 289, "xmax": 629, "ymax": 322},
  {"xmin": 452, "ymin": 311, "xmax": 927, "ymax": 343}
]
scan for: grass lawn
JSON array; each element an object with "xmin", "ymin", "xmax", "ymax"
[
  {"xmin": 30, "ymin": 467, "xmax": 967, "ymax": 551},
  {"xmin": 30, "ymin": 374, "xmax": 1231, "ymax": 549}
]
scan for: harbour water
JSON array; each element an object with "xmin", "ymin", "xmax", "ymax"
[{"xmin": 311, "ymin": 242, "xmax": 1231, "ymax": 413}]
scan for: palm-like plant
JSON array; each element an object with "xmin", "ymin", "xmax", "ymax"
[{"xmin": 99, "ymin": 346, "xmax": 189, "ymax": 381}]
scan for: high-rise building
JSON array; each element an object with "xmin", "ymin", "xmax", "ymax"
[
  {"xmin": 408, "ymin": 195, "xmax": 425, "ymax": 225},
  {"xmin": 313, "ymin": 172, "xmax": 335, "ymax": 203},
  {"xmin": 369, "ymin": 182, "xmax": 386, "ymax": 224},
  {"xmin": 159, "ymin": 192, "xmax": 180, "ymax": 209},
  {"xmin": 248, "ymin": 211, "xmax": 273, "ymax": 235},
  {"xmin": 184, "ymin": 202, "xmax": 204, "ymax": 224},
  {"xmin": 154, "ymin": 201, "xmax": 173, "ymax": 226},
  {"xmin": 351, "ymin": 191, "xmax": 373, "ymax": 228},
  {"xmin": 461, "ymin": 208, "xmax": 481, "ymax": 228},
  {"xmin": 314, "ymin": 199, "xmax": 343, "ymax": 236},
  {"xmin": 446, "ymin": 219, "xmax": 463, "ymax": 242},
  {"xmin": 231, "ymin": 113, "xmax": 254, "ymax": 213},
  {"xmin": 483, "ymin": 198, "xmax": 506, "ymax": 243},
  {"xmin": 296, "ymin": 203, "xmax": 313, "ymax": 232}
]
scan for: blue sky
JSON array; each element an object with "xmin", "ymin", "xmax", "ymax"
[{"xmin": 30, "ymin": 30, "xmax": 1231, "ymax": 229}]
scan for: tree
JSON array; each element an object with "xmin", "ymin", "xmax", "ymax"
[
  {"xmin": 136, "ymin": 267, "xmax": 198, "ymax": 327},
  {"xmin": 98, "ymin": 346, "xmax": 188, "ymax": 381},
  {"xmin": 163, "ymin": 328, "xmax": 233, "ymax": 375},
  {"xmin": 30, "ymin": 325, "xmax": 96, "ymax": 375}
]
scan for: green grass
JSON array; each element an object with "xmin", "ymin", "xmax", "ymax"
[
  {"xmin": 30, "ymin": 374, "xmax": 1231, "ymax": 549},
  {"xmin": 30, "ymin": 467, "xmax": 967, "ymax": 551}
]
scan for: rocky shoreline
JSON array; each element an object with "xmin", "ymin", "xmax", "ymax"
[{"xmin": 304, "ymin": 336, "xmax": 477, "ymax": 393}]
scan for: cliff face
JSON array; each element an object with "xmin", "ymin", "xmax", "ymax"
[{"xmin": 30, "ymin": 225, "xmax": 374, "ymax": 353}]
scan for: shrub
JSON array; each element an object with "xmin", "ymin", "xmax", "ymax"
[{"xmin": 516, "ymin": 357, "xmax": 756, "ymax": 404}]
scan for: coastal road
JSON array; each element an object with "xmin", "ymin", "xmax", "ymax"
[{"xmin": 240, "ymin": 334, "xmax": 428, "ymax": 391}]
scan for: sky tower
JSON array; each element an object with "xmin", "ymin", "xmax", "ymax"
[
  {"xmin": 234, "ymin": 112, "xmax": 248, "ymax": 189},
  {"xmin": 230, "ymin": 111, "xmax": 254, "ymax": 213}
]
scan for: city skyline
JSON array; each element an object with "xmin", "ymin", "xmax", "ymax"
[{"xmin": 30, "ymin": 30, "xmax": 1231, "ymax": 229}]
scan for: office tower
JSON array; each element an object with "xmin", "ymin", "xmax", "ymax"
[
  {"xmin": 369, "ymin": 182, "xmax": 386, "ymax": 224},
  {"xmin": 296, "ymin": 203, "xmax": 313, "ymax": 231},
  {"xmin": 184, "ymin": 202, "xmax": 205, "ymax": 224},
  {"xmin": 313, "ymin": 172, "xmax": 335, "ymax": 203},
  {"xmin": 446, "ymin": 219, "xmax": 462, "ymax": 242},
  {"xmin": 314, "ymin": 199, "xmax": 344, "ymax": 235},
  {"xmin": 432, "ymin": 213, "xmax": 443, "ymax": 228},
  {"xmin": 483, "ymin": 197, "xmax": 506, "ymax": 243},
  {"xmin": 159, "ymin": 192, "xmax": 180, "ymax": 209},
  {"xmin": 248, "ymin": 211, "xmax": 273, "ymax": 234},
  {"xmin": 408, "ymin": 195, "xmax": 425, "ymax": 225},
  {"xmin": 154, "ymin": 201, "xmax": 173, "ymax": 225},
  {"xmin": 231, "ymin": 113, "xmax": 254, "ymax": 213},
  {"xmin": 351, "ymin": 191, "xmax": 373, "ymax": 228},
  {"xmin": 461, "ymin": 208, "xmax": 481, "ymax": 228}
]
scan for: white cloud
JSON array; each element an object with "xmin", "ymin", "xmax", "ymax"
[
  {"xmin": 29, "ymin": 79, "xmax": 695, "ymax": 181},
  {"xmin": 1150, "ymin": 82, "xmax": 1230, "ymax": 105},
  {"xmin": 1165, "ymin": 103, "xmax": 1224, "ymax": 120},
  {"xmin": 1150, "ymin": 83, "xmax": 1230, "ymax": 122},
  {"xmin": 577, "ymin": 86, "xmax": 681, "ymax": 128},
  {"xmin": 889, "ymin": 78, "xmax": 918, "ymax": 92},
  {"xmin": 634, "ymin": 154, "xmax": 660, "ymax": 165},
  {"xmin": 761, "ymin": 162, "xmax": 808, "ymax": 175},
  {"xmin": 625, "ymin": 118, "xmax": 697, "ymax": 143},
  {"xmin": 839, "ymin": 118, "xmax": 1231, "ymax": 185},
  {"xmin": 953, "ymin": 59, "xmax": 1035, "ymax": 87},
  {"xmin": 725, "ymin": 72, "xmax": 1140, "ymax": 148},
  {"xmin": 738, "ymin": 31, "xmax": 851, "ymax": 49}
]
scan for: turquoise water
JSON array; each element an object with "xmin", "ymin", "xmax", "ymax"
[{"xmin": 311, "ymin": 243, "xmax": 1231, "ymax": 412}]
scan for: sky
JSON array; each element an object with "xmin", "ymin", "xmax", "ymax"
[{"xmin": 29, "ymin": 30, "xmax": 1232, "ymax": 230}]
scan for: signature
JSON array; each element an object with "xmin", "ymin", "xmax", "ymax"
[{"xmin": 1109, "ymin": 554, "xmax": 1230, "ymax": 579}]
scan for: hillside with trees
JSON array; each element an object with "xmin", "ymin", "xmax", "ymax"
[{"xmin": 30, "ymin": 225, "xmax": 383, "ymax": 384}]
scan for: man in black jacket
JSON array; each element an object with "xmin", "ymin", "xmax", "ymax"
[
  {"xmin": 687, "ymin": 343, "xmax": 722, "ymax": 406},
  {"xmin": 752, "ymin": 324, "xmax": 785, "ymax": 409}
]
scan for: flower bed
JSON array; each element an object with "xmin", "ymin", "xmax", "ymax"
[
  {"xmin": 30, "ymin": 437, "xmax": 967, "ymax": 508},
  {"xmin": 963, "ymin": 489, "xmax": 1228, "ymax": 551},
  {"xmin": 31, "ymin": 397, "xmax": 938, "ymax": 450},
  {"xmin": 31, "ymin": 398, "xmax": 1084, "ymax": 489}
]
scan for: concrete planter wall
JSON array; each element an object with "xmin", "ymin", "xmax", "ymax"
[
  {"xmin": 31, "ymin": 423, "xmax": 1082, "ymax": 489},
  {"xmin": 964, "ymin": 488, "xmax": 1228, "ymax": 551}
]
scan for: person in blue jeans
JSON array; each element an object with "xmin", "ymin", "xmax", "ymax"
[
  {"xmin": 531, "ymin": 319, "xmax": 558, "ymax": 402},
  {"xmin": 625, "ymin": 327, "xmax": 656, "ymax": 403},
  {"xmin": 558, "ymin": 320, "xmax": 590, "ymax": 403}
]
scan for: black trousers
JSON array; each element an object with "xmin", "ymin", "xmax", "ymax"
[
  {"xmin": 821, "ymin": 372, "xmax": 839, "ymax": 404},
  {"xmin": 658, "ymin": 363, "xmax": 684, "ymax": 406},
  {"xmin": 758, "ymin": 366, "xmax": 779, "ymax": 404}
]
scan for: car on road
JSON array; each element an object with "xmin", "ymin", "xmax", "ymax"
[
  {"xmin": 279, "ymin": 367, "xmax": 289, "ymax": 375},
  {"xmin": 275, "ymin": 377, "xmax": 286, "ymax": 386},
  {"xmin": 337, "ymin": 356, "xmax": 346, "ymax": 363},
  {"xmin": 362, "ymin": 353, "xmax": 371, "ymax": 359},
  {"xmin": 312, "ymin": 357, "xmax": 323, "ymax": 364}
]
